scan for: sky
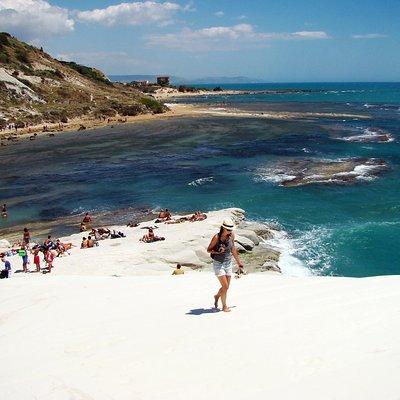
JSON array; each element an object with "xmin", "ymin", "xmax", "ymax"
[{"xmin": 0, "ymin": 0, "xmax": 399, "ymax": 81}]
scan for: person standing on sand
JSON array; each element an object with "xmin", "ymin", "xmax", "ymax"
[
  {"xmin": 18, "ymin": 246, "xmax": 29, "ymax": 273},
  {"xmin": 44, "ymin": 250, "xmax": 55, "ymax": 273},
  {"xmin": 82, "ymin": 212, "xmax": 92, "ymax": 224},
  {"xmin": 23, "ymin": 228, "xmax": 30, "ymax": 246},
  {"xmin": 33, "ymin": 248, "xmax": 41, "ymax": 272},
  {"xmin": 207, "ymin": 219, "xmax": 244, "ymax": 312}
]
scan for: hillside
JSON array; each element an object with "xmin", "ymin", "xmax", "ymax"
[{"xmin": 0, "ymin": 33, "xmax": 166, "ymax": 130}]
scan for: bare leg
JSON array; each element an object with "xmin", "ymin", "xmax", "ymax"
[
  {"xmin": 214, "ymin": 292, "xmax": 221, "ymax": 308},
  {"xmin": 217, "ymin": 275, "xmax": 230, "ymax": 312}
]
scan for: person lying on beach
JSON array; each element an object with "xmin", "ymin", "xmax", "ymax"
[
  {"xmin": 91, "ymin": 228, "xmax": 109, "ymax": 241},
  {"xmin": 140, "ymin": 228, "xmax": 165, "ymax": 243},
  {"xmin": 110, "ymin": 230, "xmax": 126, "ymax": 239},
  {"xmin": 97, "ymin": 227, "xmax": 111, "ymax": 236},
  {"xmin": 189, "ymin": 211, "xmax": 207, "ymax": 222},
  {"xmin": 55, "ymin": 239, "xmax": 72, "ymax": 256},
  {"xmin": 155, "ymin": 209, "xmax": 172, "ymax": 223},
  {"xmin": 127, "ymin": 222, "xmax": 139, "ymax": 227},
  {"xmin": 165, "ymin": 217, "xmax": 189, "ymax": 224}
]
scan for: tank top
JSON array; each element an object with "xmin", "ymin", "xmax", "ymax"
[{"xmin": 212, "ymin": 233, "xmax": 233, "ymax": 263}]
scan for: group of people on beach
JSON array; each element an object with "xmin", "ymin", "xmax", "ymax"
[
  {"xmin": 1, "ymin": 228, "xmax": 73, "ymax": 276},
  {"xmin": 1, "ymin": 206, "xmax": 244, "ymax": 312}
]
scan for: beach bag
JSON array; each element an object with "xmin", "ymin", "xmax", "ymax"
[{"xmin": 0, "ymin": 269, "xmax": 8, "ymax": 279}]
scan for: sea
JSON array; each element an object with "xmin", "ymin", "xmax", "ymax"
[{"xmin": 1, "ymin": 82, "xmax": 399, "ymax": 277}]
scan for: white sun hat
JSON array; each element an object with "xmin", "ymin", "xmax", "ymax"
[{"xmin": 221, "ymin": 218, "xmax": 235, "ymax": 231}]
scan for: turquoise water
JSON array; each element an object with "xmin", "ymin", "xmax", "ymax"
[{"xmin": 0, "ymin": 83, "xmax": 399, "ymax": 277}]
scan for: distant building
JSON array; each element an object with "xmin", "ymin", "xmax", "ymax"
[{"xmin": 157, "ymin": 76, "xmax": 170, "ymax": 86}]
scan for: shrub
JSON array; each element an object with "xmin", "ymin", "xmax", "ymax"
[
  {"xmin": 19, "ymin": 79, "xmax": 34, "ymax": 89},
  {"xmin": 59, "ymin": 61, "xmax": 111, "ymax": 84},
  {"xmin": 0, "ymin": 52, "xmax": 9, "ymax": 64},
  {"xmin": 15, "ymin": 48, "xmax": 30, "ymax": 64},
  {"xmin": 0, "ymin": 32, "xmax": 10, "ymax": 46},
  {"xmin": 119, "ymin": 104, "xmax": 143, "ymax": 116},
  {"xmin": 140, "ymin": 97, "xmax": 165, "ymax": 114},
  {"xmin": 0, "ymin": 118, "xmax": 6, "ymax": 129}
]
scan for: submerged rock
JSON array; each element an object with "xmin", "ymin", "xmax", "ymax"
[
  {"xmin": 336, "ymin": 127, "xmax": 394, "ymax": 143},
  {"xmin": 257, "ymin": 157, "xmax": 389, "ymax": 187}
]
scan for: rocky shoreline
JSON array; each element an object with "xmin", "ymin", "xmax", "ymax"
[{"xmin": 1, "ymin": 208, "xmax": 285, "ymax": 277}]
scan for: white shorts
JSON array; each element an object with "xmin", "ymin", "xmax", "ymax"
[{"xmin": 213, "ymin": 259, "xmax": 233, "ymax": 277}]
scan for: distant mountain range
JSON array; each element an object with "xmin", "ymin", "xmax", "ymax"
[{"xmin": 109, "ymin": 75, "xmax": 264, "ymax": 85}]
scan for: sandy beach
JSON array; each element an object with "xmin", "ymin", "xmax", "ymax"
[
  {"xmin": 1, "ymin": 95, "xmax": 370, "ymax": 145},
  {"xmin": 0, "ymin": 104, "xmax": 197, "ymax": 142}
]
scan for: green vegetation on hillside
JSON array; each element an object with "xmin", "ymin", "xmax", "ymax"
[
  {"xmin": 59, "ymin": 61, "xmax": 110, "ymax": 85},
  {"xmin": 0, "ymin": 33, "xmax": 167, "ymax": 128}
]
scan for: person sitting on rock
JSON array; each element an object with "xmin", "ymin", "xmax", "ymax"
[
  {"xmin": 172, "ymin": 264, "xmax": 184, "ymax": 275},
  {"xmin": 155, "ymin": 209, "xmax": 172, "ymax": 223},
  {"xmin": 81, "ymin": 237, "xmax": 88, "ymax": 249},
  {"xmin": 140, "ymin": 228, "xmax": 165, "ymax": 243},
  {"xmin": 86, "ymin": 236, "xmax": 95, "ymax": 248}
]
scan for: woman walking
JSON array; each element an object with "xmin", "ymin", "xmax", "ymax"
[{"xmin": 207, "ymin": 219, "xmax": 244, "ymax": 312}]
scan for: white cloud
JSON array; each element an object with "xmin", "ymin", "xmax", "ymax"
[
  {"xmin": 214, "ymin": 11, "xmax": 224, "ymax": 17},
  {"xmin": 147, "ymin": 24, "xmax": 331, "ymax": 51},
  {"xmin": 237, "ymin": 15, "xmax": 247, "ymax": 20},
  {"xmin": 0, "ymin": 0, "xmax": 74, "ymax": 42},
  {"xmin": 351, "ymin": 33, "xmax": 388, "ymax": 39},
  {"xmin": 290, "ymin": 31, "xmax": 330, "ymax": 39},
  {"xmin": 77, "ymin": 1, "xmax": 183, "ymax": 27}
]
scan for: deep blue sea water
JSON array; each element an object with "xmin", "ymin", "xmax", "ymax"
[{"xmin": 1, "ymin": 82, "xmax": 399, "ymax": 277}]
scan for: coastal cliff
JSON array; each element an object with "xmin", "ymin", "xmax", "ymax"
[{"xmin": 0, "ymin": 33, "xmax": 166, "ymax": 131}]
